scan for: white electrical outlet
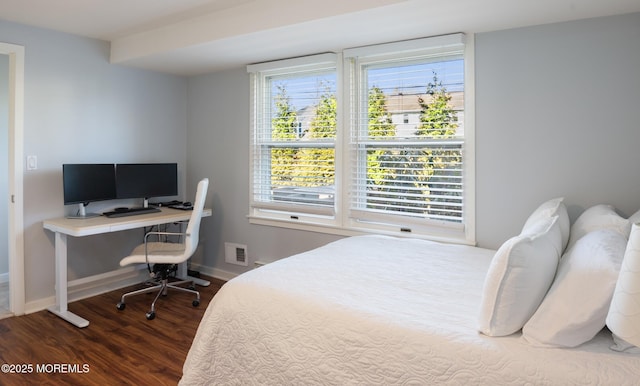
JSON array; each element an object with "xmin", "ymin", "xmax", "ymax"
[{"xmin": 225, "ymin": 242, "xmax": 248, "ymax": 266}]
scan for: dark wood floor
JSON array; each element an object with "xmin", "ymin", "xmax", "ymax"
[{"xmin": 0, "ymin": 276, "xmax": 225, "ymax": 385}]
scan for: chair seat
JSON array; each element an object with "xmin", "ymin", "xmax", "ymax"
[{"xmin": 119, "ymin": 242, "xmax": 187, "ymax": 266}]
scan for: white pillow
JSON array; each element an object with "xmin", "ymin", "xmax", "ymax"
[
  {"xmin": 522, "ymin": 229, "xmax": 627, "ymax": 347},
  {"xmin": 628, "ymin": 209, "xmax": 640, "ymax": 225},
  {"xmin": 522, "ymin": 197, "xmax": 570, "ymax": 253},
  {"xmin": 606, "ymin": 222, "xmax": 640, "ymax": 352},
  {"xmin": 478, "ymin": 216, "xmax": 562, "ymax": 336},
  {"xmin": 567, "ymin": 204, "xmax": 630, "ymax": 249}
]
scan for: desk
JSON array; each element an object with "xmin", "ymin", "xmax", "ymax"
[{"xmin": 43, "ymin": 207, "xmax": 212, "ymax": 328}]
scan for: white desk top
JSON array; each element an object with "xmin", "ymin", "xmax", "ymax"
[{"xmin": 43, "ymin": 207, "xmax": 212, "ymax": 237}]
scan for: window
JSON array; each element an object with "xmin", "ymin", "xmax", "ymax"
[
  {"xmin": 248, "ymin": 54, "xmax": 338, "ymax": 220},
  {"xmin": 249, "ymin": 34, "xmax": 475, "ymax": 244}
]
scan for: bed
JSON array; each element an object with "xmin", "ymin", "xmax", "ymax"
[{"xmin": 181, "ymin": 231, "xmax": 640, "ymax": 385}]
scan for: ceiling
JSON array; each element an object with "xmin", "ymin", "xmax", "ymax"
[{"xmin": 2, "ymin": 0, "xmax": 640, "ymax": 75}]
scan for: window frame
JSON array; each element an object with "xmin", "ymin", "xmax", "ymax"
[
  {"xmin": 248, "ymin": 34, "xmax": 476, "ymax": 245},
  {"xmin": 248, "ymin": 53, "xmax": 342, "ymax": 228}
]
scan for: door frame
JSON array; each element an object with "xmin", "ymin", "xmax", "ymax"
[{"xmin": 1, "ymin": 42, "xmax": 25, "ymax": 316}]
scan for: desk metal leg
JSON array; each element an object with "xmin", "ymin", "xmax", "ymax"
[
  {"xmin": 177, "ymin": 262, "xmax": 210, "ymax": 287},
  {"xmin": 190, "ymin": 277, "xmax": 211, "ymax": 287},
  {"xmin": 47, "ymin": 232, "xmax": 89, "ymax": 328},
  {"xmin": 175, "ymin": 220, "xmax": 210, "ymax": 287}
]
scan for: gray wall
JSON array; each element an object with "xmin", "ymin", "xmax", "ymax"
[
  {"xmin": 0, "ymin": 20, "xmax": 189, "ymax": 303},
  {"xmin": 475, "ymin": 12, "xmax": 640, "ymax": 248},
  {"xmin": 186, "ymin": 70, "xmax": 340, "ymax": 274},
  {"xmin": 3, "ymin": 11, "xmax": 640, "ymax": 306},
  {"xmin": 187, "ymin": 11, "xmax": 640, "ymax": 276}
]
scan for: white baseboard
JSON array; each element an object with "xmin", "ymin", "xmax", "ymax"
[
  {"xmin": 188, "ymin": 263, "xmax": 238, "ymax": 282},
  {"xmin": 25, "ymin": 264, "xmax": 238, "ymax": 315},
  {"xmin": 25, "ymin": 265, "xmax": 148, "ymax": 314}
]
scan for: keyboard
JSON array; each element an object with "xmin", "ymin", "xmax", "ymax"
[{"xmin": 103, "ymin": 207, "xmax": 161, "ymax": 218}]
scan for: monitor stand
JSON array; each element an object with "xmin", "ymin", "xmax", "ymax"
[{"xmin": 66, "ymin": 203, "xmax": 100, "ymax": 219}]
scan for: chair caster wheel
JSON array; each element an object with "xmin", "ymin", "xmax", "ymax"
[
  {"xmin": 116, "ymin": 302, "xmax": 125, "ymax": 311},
  {"xmin": 192, "ymin": 300, "xmax": 200, "ymax": 307},
  {"xmin": 146, "ymin": 311, "xmax": 156, "ymax": 320}
]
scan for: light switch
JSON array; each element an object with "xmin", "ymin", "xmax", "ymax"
[{"xmin": 27, "ymin": 155, "xmax": 37, "ymax": 170}]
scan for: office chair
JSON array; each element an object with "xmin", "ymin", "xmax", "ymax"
[{"xmin": 116, "ymin": 178, "xmax": 209, "ymax": 320}]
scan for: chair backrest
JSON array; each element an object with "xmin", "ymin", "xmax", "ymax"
[{"xmin": 183, "ymin": 178, "xmax": 209, "ymax": 260}]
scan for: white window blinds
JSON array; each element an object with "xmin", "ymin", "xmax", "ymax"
[
  {"xmin": 345, "ymin": 34, "xmax": 467, "ymax": 233},
  {"xmin": 248, "ymin": 34, "xmax": 474, "ymax": 243},
  {"xmin": 248, "ymin": 54, "xmax": 338, "ymax": 217}
]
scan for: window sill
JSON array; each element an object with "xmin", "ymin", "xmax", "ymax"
[{"xmin": 247, "ymin": 214, "xmax": 475, "ymax": 246}]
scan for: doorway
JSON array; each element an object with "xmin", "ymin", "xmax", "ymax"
[
  {"xmin": 0, "ymin": 42, "xmax": 25, "ymax": 317},
  {"xmin": 0, "ymin": 53, "xmax": 8, "ymax": 316}
]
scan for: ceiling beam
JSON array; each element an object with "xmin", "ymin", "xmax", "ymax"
[{"xmin": 110, "ymin": 0, "xmax": 405, "ymax": 64}]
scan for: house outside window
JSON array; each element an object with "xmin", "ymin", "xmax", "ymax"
[{"xmin": 249, "ymin": 34, "xmax": 475, "ymax": 244}]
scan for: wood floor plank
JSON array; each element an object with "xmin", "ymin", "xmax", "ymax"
[{"xmin": 0, "ymin": 276, "xmax": 225, "ymax": 385}]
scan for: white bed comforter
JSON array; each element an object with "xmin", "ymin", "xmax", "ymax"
[{"xmin": 181, "ymin": 235, "xmax": 640, "ymax": 385}]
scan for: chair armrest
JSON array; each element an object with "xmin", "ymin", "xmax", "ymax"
[{"xmin": 144, "ymin": 231, "xmax": 189, "ymax": 243}]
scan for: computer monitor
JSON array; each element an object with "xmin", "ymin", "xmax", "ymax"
[
  {"xmin": 116, "ymin": 163, "xmax": 178, "ymax": 207},
  {"xmin": 63, "ymin": 164, "xmax": 117, "ymax": 218}
]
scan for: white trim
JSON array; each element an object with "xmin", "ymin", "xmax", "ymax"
[
  {"xmin": 24, "ymin": 266, "xmax": 147, "ymax": 314},
  {"xmin": 188, "ymin": 262, "xmax": 238, "ymax": 282},
  {"xmin": 462, "ymin": 34, "xmax": 476, "ymax": 245},
  {"xmin": 334, "ymin": 52, "xmax": 346, "ymax": 232},
  {"xmin": 344, "ymin": 33, "xmax": 465, "ymax": 60},
  {"xmin": 248, "ymin": 53, "xmax": 340, "ymax": 224},
  {"xmin": 251, "ymin": 202, "xmax": 335, "ymax": 217},
  {"xmin": 23, "ymin": 263, "xmax": 235, "ymax": 315},
  {"xmin": 344, "ymin": 33, "xmax": 473, "ymax": 244},
  {"xmin": 247, "ymin": 53, "xmax": 337, "ymax": 74},
  {"xmin": 247, "ymin": 34, "xmax": 475, "ymax": 245},
  {"xmin": 0, "ymin": 42, "xmax": 25, "ymax": 316},
  {"xmin": 248, "ymin": 214, "xmax": 475, "ymax": 245}
]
